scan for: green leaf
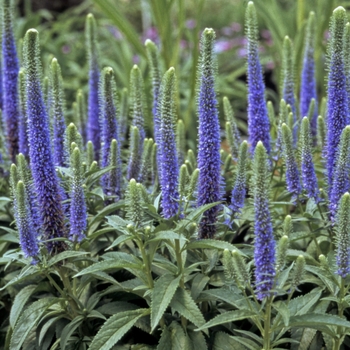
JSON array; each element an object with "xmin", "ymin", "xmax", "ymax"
[
  {"xmin": 278, "ymin": 313, "xmax": 350, "ymax": 336},
  {"xmin": 148, "ymin": 231, "xmax": 188, "ymax": 243},
  {"xmin": 157, "ymin": 321, "xmax": 188, "ymax": 350},
  {"xmin": 10, "ymin": 297, "xmax": 57, "ymax": 350},
  {"xmin": 288, "ymin": 288, "xmax": 322, "ymax": 316},
  {"xmin": 0, "ymin": 233, "xmax": 19, "ymax": 243},
  {"xmin": 1, "ymin": 265, "xmax": 39, "ymax": 290},
  {"xmin": 105, "ymin": 235, "xmax": 132, "ymax": 250},
  {"xmin": 213, "ymin": 332, "xmax": 248, "ymax": 350},
  {"xmin": 151, "ymin": 274, "xmax": 181, "ymax": 332},
  {"xmin": 170, "ymin": 288, "xmax": 206, "ymax": 328},
  {"xmin": 186, "ymin": 239, "xmax": 235, "ymax": 251},
  {"xmin": 272, "ymin": 301, "xmax": 290, "ymax": 327},
  {"xmin": 187, "ymin": 330, "xmax": 208, "ymax": 350},
  {"xmin": 89, "ymin": 309, "xmax": 150, "ymax": 350},
  {"xmin": 10, "ymin": 284, "xmax": 37, "ymax": 328},
  {"xmin": 60, "ymin": 315, "xmax": 85, "ymax": 349},
  {"xmin": 191, "ymin": 273, "xmax": 210, "ymax": 301},
  {"xmin": 38, "ymin": 315, "xmax": 64, "ymax": 347},
  {"xmin": 195, "ymin": 309, "xmax": 257, "ymax": 331},
  {"xmin": 48, "ymin": 251, "xmax": 89, "ymax": 266}
]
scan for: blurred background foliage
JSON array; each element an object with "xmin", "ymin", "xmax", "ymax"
[{"xmin": 13, "ymin": 0, "xmax": 349, "ymax": 146}]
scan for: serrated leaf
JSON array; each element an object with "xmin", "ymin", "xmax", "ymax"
[
  {"xmin": 10, "ymin": 297, "xmax": 57, "ymax": 350},
  {"xmin": 105, "ymin": 235, "xmax": 132, "ymax": 250},
  {"xmin": 151, "ymin": 274, "xmax": 181, "ymax": 331},
  {"xmin": 186, "ymin": 239, "xmax": 235, "ymax": 251},
  {"xmin": 288, "ymin": 288, "xmax": 322, "ymax": 316},
  {"xmin": 38, "ymin": 315, "xmax": 64, "ymax": 347},
  {"xmin": 88, "ymin": 309, "xmax": 149, "ymax": 350},
  {"xmin": 187, "ymin": 330, "xmax": 207, "ymax": 350},
  {"xmin": 195, "ymin": 309, "xmax": 257, "ymax": 331},
  {"xmin": 60, "ymin": 316, "xmax": 84, "ymax": 349},
  {"xmin": 278, "ymin": 314, "xmax": 350, "ymax": 336},
  {"xmin": 170, "ymin": 288, "xmax": 205, "ymax": 328},
  {"xmin": 157, "ymin": 321, "xmax": 188, "ymax": 350},
  {"xmin": 1, "ymin": 265, "xmax": 39, "ymax": 290},
  {"xmin": 10, "ymin": 285, "xmax": 37, "ymax": 328},
  {"xmin": 191, "ymin": 274, "xmax": 210, "ymax": 301},
  {"xmin": 272, "ymin": 301, "xmax": 290, "ymax": 328},
  {"xmin": 213, "ymin": 332, "xmax": 247, "ymax": 350},
  {"xmin": 148, "ymin": 231, "xmax": 188, "ymax": 243},
  {"xmin": 48, "ymin": 251, "xmax": 89, "ymax": 266}
]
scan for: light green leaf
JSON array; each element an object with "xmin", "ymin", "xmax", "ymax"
[
  {"xmin": 272, "ymin": 301, "xmax": 290, "ymax": 328},
  {"xmin": 195, "ymin": 309, "xmax": 257, "ymax": 331},
  {"xmin": 213, "ymin": 332, "xmax": 248, "ymax": 350},
  {"xmin": 148, "ymin": 231, "xmax": 188, "ymax": 243},
  {"xmin": 10, "ymin": 298, "xmax": 57, "ymax": 350},
  {"xmin": 10, "ymin": 284, "xmax": 37, "ymax": 328},
  {"xmin": 88, "ymin": 309, "xmax": 149, "ymax": 350},
  {"xmin": 1, "ymin": 265, "xmax": 39, "ymax": 290},
  {"xmin": 186, "ymin": 239, "xmax": 235, "ymax": 251},
  {"xmin": 191, "ymin": 273, "xmax": 210, "ymax": 301},
  {"xmin": 288, "ymin": 288, "xmax": 322, "ymax": 316},
  {"xmin": 170, "ymin": 288, "xmax": 205, "ymax": 328},
  {"xmin": 151, "ymin": 274, "xmax": 181, "ymax": 332},
  {"xmin": 0, "ymin": 233, "xmax": 19, "ymax": 243},
  {"xmin": 105, "ymin": 235, "xmax": 132, "ymax": 250},
  {"xmin": 48, "ymin": 251, "xmax": 89, "ymax": 266}
]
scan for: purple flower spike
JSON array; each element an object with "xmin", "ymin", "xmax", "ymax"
[
  {"xmin": 197, "ymin": 28, "xmax": 223, "ymax": 239},
  {"xmin": 159, "ymin": 67, "xmax": 179, "ymax": 219},
  {"xmin": 18, "ymin": 69, "xmax": 29, "ymax": 157},
  {"xmin": 2, "ymin": 0, "xmax": 20, "ymax": 162},
  {"xmin": 326, "ymin": 7, "xmax": 349, "ymax": 187},
  {"xmin": 245, "ymin": 2, "xmax": 270, "ymax": 153},
  {"xmin": 86, "ymin": 14, "xmax": 101, "ymax": 160},
  {"xmin": 24, "ymin": 29, "xmax": 67, "ymax": 252},
  {"xmin": 300, "ymin": 12, "xmax": 318, "ymax": 138},
  {"xmin": 252, "ymin": 141, "xmax": 276, "ymax": 300}
]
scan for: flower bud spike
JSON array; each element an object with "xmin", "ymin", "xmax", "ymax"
[
  {"xmin": 317, "ymin": 115, "xmax": 326, "ymax": 152},
  {"xmin": 223, "ymin": 96, "xmax": 240, "ymax": 160},
  {"xmin": 232, "ymin": 250, "xmax": 250, "ymax": 286},
  {"xmin": 76, "ymin": 89, "xmax": 87, "ymax": 144},
  {"xmin": 176, "ymin": 119, "xmax": 186, "ymax": 166},
  {"xmin": 197, "ymin": 28, "xmax": 223, "ymax": 238},
  {"xmin": 252, "ymin": 141, "xmax": 276, "ymax": 300},
  {"xmin": 43, "ymin": 75, "xmax": 49, "ymax": 109},
  {"xmin": 159, "ymin": 67, "xmax": 180, "ymax": 219},
  {"xmin": 139, "ymin": 138, "xmax": 154, "ymax": 184},
  {"xmin": 187, "ymin": 168, "xmax": 199, "ymax": 199},
  {"xmin": 23, "ymin": 29, "xmax": 67, "ymax": 252},
  {"xmin": 86, "ymin": 140, "xmax": 94, "ymax": 167},
  {"xmin": 300, "ymin": 12, "xmax": 318, "ymax": 139},
  {"xmin": 281, "ymin": 123, "xmax": 301, "ymax": 199},
  {"xmin": 105, "ymin": 139, "xmax": 122, "ymax": 200},
  {"xmin": 119, "ymin": 87, "xmax": 128, "ymax": 143},
  {"xmin": 335, "ymin": 192, "xmax": 350, "ymax": 277},
  {"xmin": 2, "ymin": 0, "xmax": 20, "ymax": 161},
  {"xmin": 282, "ymin": 36, "xmax": 297, "ymax": 144},
  {"xmin": 230, "ymin": 140, "xmax": 248, "ymax": 217},
  {"xmin": 15, "ymin": 181, "xmax": 39, "ymax": 260},
  {"xmin": 64, "ymin": 123, "xmax": 83, "ymax": 164},
  {"xmin": 275, "ymin": 235, "xmax": 289, "ymax": 273},
  {"xmin": 178, "ymin": 164, "xmax": 189, "ymax": 201},
  {"xmin": 345, "ymin": 23, "xmax": 350, "ymax": 115},
  {"xmin": 151, "ymin": 142, "xmax": 158, "ymax": 185},
  {"xmin": 18, "ymin": 69, "xmax": 29, "ymax": 157},
  {"xmin": 49, "ymin": 57, "xmax": 66, "ymax": 167},
  {"xmin": 326, "ymin": 7, "xmax": 348, "ymax": 186},
  {"xmin": 145, "ymin": 39, "xmax": 162, "ymax": 148},
  {"xmin": 125, "ymin": 178, "xmax": 144, "ymax": 227},
  {"xmin": 69, "ymin": 147, "xmax": 87, "ymax": 242},
  {"xmin": 85, "ymin": 13, "xmax": 101, "ymax": 160},
  {"xmin": 127, "ymin": 126, "xmax": 141, "ymax": 180}
]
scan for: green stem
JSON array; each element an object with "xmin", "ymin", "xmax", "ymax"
[
  {"xmin": 333, "ymin": 278, "xmax": 345, "ymax": 350},
  {"xmin": 263, "ymin": 296, "xmax": 273, "ymax": 350},
  {"xmin": 175, "ymin": 239, "xmax": 187, "ymax": 329}
]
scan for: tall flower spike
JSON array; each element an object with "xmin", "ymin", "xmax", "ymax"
[
  {"xmin": 345, "ymin": 23, "xmax": 350, "ymax": 115},
  {"xmin": 99, "ymin": 67, "xmax": 119, "ymax": 171},
  {"xmin": 64, "ymin": 123, "xmax": 83, "ymax": 163},
  {"xmin": 18, "ymin": 69, "xmax": 29, "ymax": 157},
  {"xmin": 223, "ymin": 96, "xmax": 240, "ymax": 160},
  {"xmin": 329, "ymin": 126, "xmax": 350, "ymax": 221},
  {"xmin": 2, "ymin": 0, "xmax": 20, "ymax": 161},
  {"xmin": 85, "ymin": 13, "xmax": 100, "ymax": 160},
  {"xmin": 145, "ymin": 39, "xmax": 162, "ymax": 147},
  {"xmin": 15, "ymin": 181, "xmax": 39, "ymax": 260},
  {"xmin": 281, "ymin": 123, "xmax": 301, "ymax": 199},
  {"xmin": 130, "ymin": 65, "xmax": 146, "ymax": 146},
  {"xmin": 105, "ymin": 139, "xmax": 122, "ymax": 200},
  {"xmin": 300, "ymin": 117, "xmax": 319, "ymax": 202},
  {"xmin": 139, "ymin": 138, "xmax": 154, "ymax": 184},
  {"xmin": 326, "ymin": 7, "xmax": 348, "ymax": 186},
  {"xmin": 335, "ymin": 192, "xmax": 350, "ymax": 277},
  {"xmin": 252, "ymin": 141, "xmax": 275, "ymax": 300},
  {"xmin": 127, "ymin": 126, "xmax": 140, "ymax": 180},
  {"xmin": 23, "ymin": 29, "xmax": 66, "ymax": 251},
  {"xmin": 245, "ymin": 2, "xmax": 270, "ymax": 153},
  {"xmin": 300, "ymin": 12, "xmax": 318, "ymax": 138},
  {"xmin": 196, "ymin": 29, "xmax": 223, "ymax": 238},
  {"xmin": 69, "ymin": 147, "xmax": 87, "ymax": 242},
  {"xmin": 282, "ymin": 36, "xmax": 297, "ymax": 144},
  {"xmin": 317, "ymin": 115, "xmax": 326, "ymax": 151},
  {"xmin": 159, "ymin": 67, "xmax": 179, "ymax": 219},
  {"xmin": 176, "ymin": 119, "xmax": 186, "ymax": 166},
  {"xmin": 230, "ymin": 140, "xmax": 248, "ymax": 217},
  {"xmin": 49, "ymin": 58, "xmax": 66, "ymax": 167}
]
